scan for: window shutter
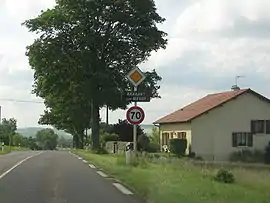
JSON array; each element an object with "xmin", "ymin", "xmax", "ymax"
[
  {"xmin": 232, "ymin": 133, "xmax": 237, "ymax": 147},
  {"xmin": 266, "ymin": 120, "xmax": 270, "ymax": 134},
  {"xmin": 247, "ymin": 133, "xmax": 253, "ymax": 147},
  {"xmin": 251, "ymin": 120, "xmax": 255, "ymax": 134}
]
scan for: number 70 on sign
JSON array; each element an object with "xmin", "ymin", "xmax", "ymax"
[{"xmin": 126, "ymin": 106, "xmax": 145, "ymax": 125}]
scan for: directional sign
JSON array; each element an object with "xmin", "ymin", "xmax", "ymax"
[
  {"xmin": 126, "ymin": 106, "xmax": 145, "ymax": 125},
  {"xmin": 126, "ymin": 67, "xmax": 146, "ymax": 87},
  {"xmin": 125, "ymin": 91, "xmax": 151, "ymax": 102}
]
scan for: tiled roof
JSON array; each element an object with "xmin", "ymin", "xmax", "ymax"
[{"xmin": 154, "ymin": 89, "xmax": 251, "ymax": 124}]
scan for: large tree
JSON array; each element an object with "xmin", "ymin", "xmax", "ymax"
[
  {"xmin": 36, "ymin": 129, "xmax": 58, "ymax": 150},
  {"xmin": 24, "ymin": 0, "xmax": 167, "ymax": 149},
  {"xmin": 0, "ymin": 118, "xmax": 17, "ymax": 146}
]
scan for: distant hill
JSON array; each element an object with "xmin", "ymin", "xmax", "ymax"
[
  {"xmin": 16, "ymin": 127, "xmax": 72, "ymax": 139},
  {"xmin": 16, "ymin": 125, "xmax": 155, "ymax": 138}
]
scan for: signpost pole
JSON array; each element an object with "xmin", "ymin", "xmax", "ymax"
[{"xmin": 133, "ymin": 86, "xmax": 137, "ymax": 156}]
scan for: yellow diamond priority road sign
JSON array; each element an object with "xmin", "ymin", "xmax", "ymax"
[{"xmin": 126, "ymin": 67, "xmax": 146, "ymax": 87}]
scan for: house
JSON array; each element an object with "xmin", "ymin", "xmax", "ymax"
[{"xmin": 153, "ymin": 87, "xmax": 270, "ymax": 161}]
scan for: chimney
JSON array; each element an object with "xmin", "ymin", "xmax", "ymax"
[{"xmin": 231, "ymin": 85, "xmax": 240, "ymax": 91}]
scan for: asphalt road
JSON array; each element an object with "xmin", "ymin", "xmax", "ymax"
[{"xmin": 0, "ymin": 151, "xmax": 142, "ymax": 203}]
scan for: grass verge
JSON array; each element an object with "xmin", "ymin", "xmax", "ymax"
[
  {"xmin": 73, "ymin": 150, "xmax": 270, "ymax": 203},
  {"xmin": 0, "ymin": 146, "xmax": 29, "ymax": 155}
]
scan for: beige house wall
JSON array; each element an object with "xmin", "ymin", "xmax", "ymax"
[{"xmin": 191, "ymin": 92, "xmax": 270, "ymax": 161}]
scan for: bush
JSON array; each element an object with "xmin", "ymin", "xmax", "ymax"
[
  {"xmin": 100, "ymin": 133, "xmax": 119, "ymax": 147},
  {"xmin": 264, "ymin": 142, "xmax": 270, "ymax": 164},
  {"xmin": 229, "ymin": 149, "xmax": 264, "ymax": 163},
  {"xmin": 169, "ymin": 139, "xmax": 187, "ymax": 157},
  {"xmin": 188, "ymin": 152, "xmax": 196, "ymax": 158},
  {"xmin": 137, "ymin": 134, "xmax": 150, "ymax": 152},
  {"xmin": 147, "ymin": 142, "xmax": 160, "ymax": 153},
  {"xmin": 194, "ymin": 156, "xmax": 203, "ymax": 161},
  {"xmin": 91, "ymin": 147, "xmax": 108, "ymax": 154},
  {"xmin": 214, "ymin": 169, "xmax": 235, "ymax": 184}
]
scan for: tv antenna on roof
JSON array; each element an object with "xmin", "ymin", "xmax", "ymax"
[
  {"xmin": 231, "ymin": 75, "xmax": 245, "ymax": 91},
  {"xmin": 235, "ymin": 75, "xmax": 245, "ymax": 86}
]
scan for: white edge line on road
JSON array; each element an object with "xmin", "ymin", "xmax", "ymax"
[
  {"xmin": 78, "ymin": 157, "xmax": 82, "ymax": 160},
  {"xmin": 89, "ymin": 164, "xmax": 96, "ymax": 168},
  {"xmin": 113, "ymin": 183, "xmax": 133, "ymax": 195},
  {"xmin": 97, "ymin": 171, "xmax": 108, "ymax": 178},
  {"xmin": 0, "ymin": 152, "xmax": 43, "ymax": 180},
  {"xmin": 82, "ymin": 160, "xmax": 87, "ymax": 163}
]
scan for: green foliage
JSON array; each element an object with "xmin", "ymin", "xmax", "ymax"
[
  {"xmin": 35, "ymin": 129, "xmax": 58, "ymax": 150},
  {"xmin": 58, "ymin": 136, "xmax": 73, "ymax": 148},
  {"xmin": 194, "ymin": 156, "xmax": 204, "ymax": 161},
  {"xmin": 91, "ymin": 147, "xmax": 108, "ymax": 155},
  {"xmin": 0, "ymin": 118, "xmax": 17, "ymax": 146},
  {"xmin": 12, "ymin": 133, "xmax": 28, "ymax": 147},
  {"xmin": 150, "ymin": 127, "xmax": 159, "ymax": 143},
  {"xmin": 138, "ymin": 134, "xmax": 150, "ymax": 151},
  {"xmin": 27, "ymin": 136, "xmax": 41, "ymax": 150},
  {"xmin": 23, "ymin": 0, "xmax": 167, "ymax": 150},
  {"xmin": 214, "ymin": 169, "xmax": 235, "ymax": 184},
  {"xmin": 147, "ymin": 142, "xmax": 160, "ymax": 153},
  {"xmin": 229, "ymin": 149, "xmax": 264, "ymax": 163},
  {"xmin": 169, "ymin": 139, "xmax": 187, "ymax": 157},
  {"xmin": 147, "ymin": 127, "xmax": 160, "ymax": 153},
  {"xmin": 100, "ymin": 132, "xmax": 119, "ymax": 147},
  {"xmin": 108, "ymin": 120, "xmax": 145, "ymax": 142},
  {"xmin": 264, "ymin": 142, "xmax": 270, "ymax": 164}
]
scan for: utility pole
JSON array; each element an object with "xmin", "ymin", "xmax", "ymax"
[
  {"xmin": 0, "ymin": 106, "xmax": 2, "ymax": 124},
  {"xmin": 106, "ymin": 105, "xmax": 109, "ymax": 125}
]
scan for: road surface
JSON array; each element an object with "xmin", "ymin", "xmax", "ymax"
[{"xmin": 0, "ymin": 151, "xmax": 142, "ymax": 203}]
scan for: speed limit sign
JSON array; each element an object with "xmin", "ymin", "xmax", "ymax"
[{"xmin": 126, "ymin": 106, "xmax": 145, "ymax": 125}]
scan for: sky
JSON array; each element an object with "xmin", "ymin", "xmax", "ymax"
[{"xmin": 1, "ymin": 0, "xmax": 270, "ymax": 128}]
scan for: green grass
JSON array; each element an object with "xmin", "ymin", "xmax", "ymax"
[
  {"xmin": 0, "ymin": 146, "xmax": 29, "ymax": 155},
  {"xmin": 73, "ymin": 150, "xmax": 270, "ymax": 203}
]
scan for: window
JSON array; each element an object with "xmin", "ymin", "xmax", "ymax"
[
  {"xmin": 162, "ymin": 133, "xmax": 170, "ymax": 145},
  {"xmin": 251, "ymin": 120, "xmax": 265, "ymax": 134},
  {"xmin": 170, "ymin": 132, "xmax": 174, "ymax": 139},
  {"xmin": 177, "ymin": 132, "xmax": 187, "ymax": 139},
  {"xmin": 232, "ymin": 132, "xmax": 253, "ymax": 147}
]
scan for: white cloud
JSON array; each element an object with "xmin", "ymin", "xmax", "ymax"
[
  {"xmin": 4, "ymin": 0, "xmax": 55, "ymax": 23},
  {"xmin": 173, "ymin": 0, "xmax": 270, "ymax": 36}
]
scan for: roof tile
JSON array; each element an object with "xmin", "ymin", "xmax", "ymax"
[{"xmin": 154, "ymin": 89, "xmax": 249, "ymax": 124}]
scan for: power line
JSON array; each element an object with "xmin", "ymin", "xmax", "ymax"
[{"xmin": 0, "ymin": 98, "xmax": 44, "ymax": 104}]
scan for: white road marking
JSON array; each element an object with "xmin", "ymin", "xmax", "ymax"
[
  {"xmin": 89, "ymin": 164, "xmax": 96, "ymax": 168},
  {"xmin": 97, "ymin": 171, "xmax": 108, "ymax": 178},
  {"xmin": 0, "ymin": 152, "xmax": 43, "ymax": 180},
  {"xmin": 82, "ymin": 160, "xmax": 87, "ymax": 163},
  {"xmin": 113, "ymin": 183, "xmax": 133, "ymax": 195},
  {"xmin": 78, "ymin": 157, "xmax": 82, "ymax": 160}
]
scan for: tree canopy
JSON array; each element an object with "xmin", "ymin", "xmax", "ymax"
[
  {"xmin": 0, "ymin": 118, "xmax": 17, "ymax": 145},
  {"xmin": 23, "ymin": 0, "xmax": 167, "ymax": 149},
  {"xmin": 35, "ymin": 129, "xmax": 58, "ymax": 150}
]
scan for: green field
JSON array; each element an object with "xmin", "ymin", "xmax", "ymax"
[{"xmin": 74, "ymin": 150, "xmax": 270, "ymax": 203}]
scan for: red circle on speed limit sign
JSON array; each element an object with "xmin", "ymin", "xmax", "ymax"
[{"xmin": 126, "ymin": 106, "xmax": 145, "ymax": 125}]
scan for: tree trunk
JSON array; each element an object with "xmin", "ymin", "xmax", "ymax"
[
  {"xmin": 73, "ymin": 132, "xmax": 84, "ymax": 149},
  {"xmin": 73, "ymin": 134, "xmax": 79, "ymax": 148},
  {"xmin": 91, "ymin": 99, "xmax": 100, "ymax": 150}
]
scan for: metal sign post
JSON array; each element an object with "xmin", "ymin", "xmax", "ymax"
[
  {"xmin": 126, "ymin": 67, "xmax": 148, "ymax": 155},
  {"xmin": 133, "ymin": 86, "xmax": 137, "ymax": 155}
]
